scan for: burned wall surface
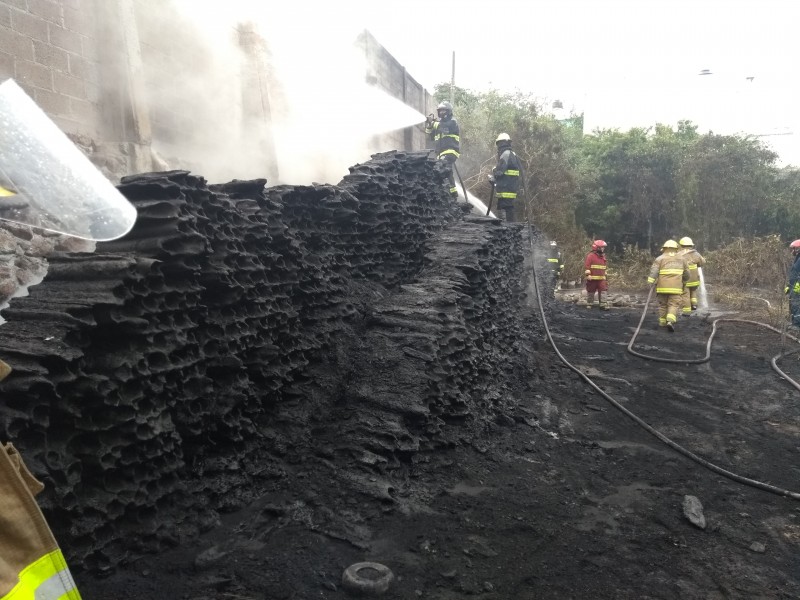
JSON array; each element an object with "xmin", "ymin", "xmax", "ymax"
[
  {"xmin": 356, "ymin": 30, "xmax": 433, "ymax": 154},
  {"xmin": 0, "ymin": 151, "xmax": 526, "ymax": 573},
  {"xmin": 0, "ymin": 1, "xmax": 432, "ymax": 181}
]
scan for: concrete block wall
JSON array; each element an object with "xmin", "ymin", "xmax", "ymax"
[
  {"xmin": 356, "ymin": 30, "xmax": 433, "ymax": 154},
  {"xmin": 0, "ymin": 3, "xmax": 431, "ymax": 178},
  {"xmin": 0, "ymin": 0, "xmax": 101, "ymax": 139}
]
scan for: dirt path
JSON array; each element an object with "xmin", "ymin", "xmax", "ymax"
[{"xmin": 81, "ymin": 298, "xmax": 800, "ymax": 599}]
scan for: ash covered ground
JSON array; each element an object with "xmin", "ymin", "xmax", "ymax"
[{"xmin": 81, "ymin": 282, "xmax": 800, "ymax": 599}]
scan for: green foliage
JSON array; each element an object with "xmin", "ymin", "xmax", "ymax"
[{"xmin": 431, "ymin": 83, "xmax": 800, "ymax": 260}]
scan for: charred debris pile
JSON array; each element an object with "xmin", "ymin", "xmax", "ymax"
[{"xmin": 0, "ymin": 150, "xmax": 527, "ymax": 572}]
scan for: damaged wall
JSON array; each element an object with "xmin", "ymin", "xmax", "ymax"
[
  {"xmin": 0, "ymin": 1, "xmax": 432, "ymax": 181},
  {"xmin": 0, "ymin": 153, "xmax": 525, "ymax": 573}
]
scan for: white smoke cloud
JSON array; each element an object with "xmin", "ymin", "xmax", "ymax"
[{"xmin": 144, "ymin": 1, "xmax": 425, "ymax": 185}]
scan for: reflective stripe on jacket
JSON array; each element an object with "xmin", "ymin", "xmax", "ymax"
[
  {"xmin": 584, "ymin": 251, "xmax": 607, "ymax": 280},
  {"xmin": 679, "ymin": 248, "xmax": 706, "ymax": 287},
  {"xmin": 648, "ymin": 251, "xmax": 689, "ymax": 294},
  {"xmin": 547, "ymin": 249, "xmax": 563, "ymax": 273},
  {"xmin": 425, "ymin": 118, "xmax": 460, "ymax": 160},
  {"xmin": 788, "ymin": 254, "xmax": 800, "ymax": 296},
  {"xmin": 0, "ymin": 443, "xmax": 82, "ymax": 600},
  {"xmin": 492, "ymin": 145, "xmax": 521, "ymax": 200}
]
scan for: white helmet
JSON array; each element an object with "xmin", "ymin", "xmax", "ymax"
[{"xmin": 495, "ymin": 133, "xmax": 511, "ymax": 143}]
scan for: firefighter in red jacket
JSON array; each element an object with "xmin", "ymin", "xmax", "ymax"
[
  {"xmin": 648, "ymin": 239, "xmax": 690, "ymax": 332},
  {"xmin": 584, "ymin": 240, "xmax": 608, "ymax": 310}
]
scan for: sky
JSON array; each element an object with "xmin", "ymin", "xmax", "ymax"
[{"xmin": 185, "ymin": 0, "xmax": 800, "ymax": 167}]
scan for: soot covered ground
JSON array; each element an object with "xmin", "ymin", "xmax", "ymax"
[{"xmin": 80, "ymin": 292, "xmax": 800, "ymax": 599}]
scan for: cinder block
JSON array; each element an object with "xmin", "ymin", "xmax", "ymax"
[
  {"xmin": 27, "ymin": 0, "xmax": 64, "ymax": 26},
  {"xmin": 16, "ymin": 58, "xmax": 53, "ymax": 89},
  {"xmin": 33, "ymin": 86, "xmax": 70, "ymax": 115},
  {"xmin": 0, "ymin": 25, "xmax": 34, "ymax": 61},
  {"xmin": 0, "ymin": 50, "xmax": 13, "ymax": 79},
  {"xmin": 3, "ymin": 0, "xmax": 27, "ymax": 10},
  {"xmin": 53, "ymin": 70, "xmax": 85, "ymax": 98},
  {"xmin": 10, "ymin": 9, "xmax": 49, "ymax": 42},
  {"xmin": 48, "ymin": 22, "xmax": 82, "ymax": 54},
  {"xmin": 69, "ymin": 95, "xmax": 96, "ymax": 123},
  {"xmin": 63, "ymin": 6, "xmax": 91, "ymax": 33},
  {"xmin": 33, "ymin": 39, "xmax": 68, "ymax": 71},
  {"xmin": 67, "ymin": 51, "xmax": 84, "ymax": 77}
]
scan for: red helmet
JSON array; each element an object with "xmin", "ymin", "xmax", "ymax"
[
  {"xmin": 591, "ymin": 240, "xmax": 607, "ymax": 251},
  {"xmin": 790, "ymin": 239, "xmax": 800, "ymax": 250}
]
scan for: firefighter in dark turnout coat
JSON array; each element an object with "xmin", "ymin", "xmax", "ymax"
[
  {"xmin": 787, "ymin": 239, "xmax": 800, "ymax": 327},
  {"xmin": 488, "ymin": 133, "xmax": 521, "ymax": 221},
  {"xmin": 425, "ymin": 101, "xmax": 460, "ymax": 198}
]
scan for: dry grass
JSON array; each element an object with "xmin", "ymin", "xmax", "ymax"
[
  {"xmin": 607, "ymin": 244, "xmax": 653, "ymax": 290},
  {"xmin": 605, "ymin": 235, "xmax": 796, "ymax": 326},
  {"xmin": 705, "ymin": 235, "xmax": 788, "ymax": 288}
]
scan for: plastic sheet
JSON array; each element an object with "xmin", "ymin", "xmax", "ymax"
[{"xmin": 0, "ymin": 79, "xmax": 136, "ymax": 241}]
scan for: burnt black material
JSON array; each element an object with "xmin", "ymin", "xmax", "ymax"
[{"xmin": 0, "ymin": 151, "xmax": 524, "ymax": 572}]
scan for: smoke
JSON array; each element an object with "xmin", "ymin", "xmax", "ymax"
[{"xmin": 138, "ymin": 0, "xmax": 425, "ymax": 185}]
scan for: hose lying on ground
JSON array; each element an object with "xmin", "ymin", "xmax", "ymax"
[
  {"xmin": 525, "ymin": 226, "xmax": 800, "ymax": 501},
  {"xmin": 628, "ymin": 284, "xmax": 800, "ymax": 391}
]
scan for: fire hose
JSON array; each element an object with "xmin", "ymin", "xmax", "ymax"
[
  {"xmin": 627, "ymin": 284, "xmax": 800, "ymax": 395},
  {"xmin": 526, "ymin": 227, "xmax": 800, "ymax": 501},
  {"xmin": 452, "ymin": 163, "xmax": 469, "ymax": 205}
]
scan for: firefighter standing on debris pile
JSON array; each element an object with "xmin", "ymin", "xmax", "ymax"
[
  {"xmin": 786, "ymin": 239, "xmax": 800, "ymax": 328},
  {"xmin": 584, "ymin": 240, "xmax": 609, "ymax": 310},
  {"xmin": 487, "ymin": 133, "xmax": 521, "ymax": 222},
  {"xmin": 678, "ymin": 237, "xmax": 706, "ymax": 315},
  {"xmin": 648, "ymin": 240, "xmax": 690, "ymax": 332},
  {"xmin": 425, "ymin": 101, "xmax": 460, "ymax": 199}
]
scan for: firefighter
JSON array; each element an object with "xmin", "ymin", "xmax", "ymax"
[
  {"xmin": 584, "ymin": 240, "xmax": 608, "ymax": 309},
  {"xmin": 547, "ymin": 240, "xmax": 564, "ymax": 290},
  {"xmin": 425, "ymin": 101, "xmax": 460, "ymax": 199},
  {"xmin": 487, "ymin": 133, "xmax": 521, "ymax": 221},
  {"xmin": 786, "ymin": 239, "xmax": 800, "ymax": 327},
  {"xmin": 678, "ymin": 236, "xmax": 706, "ymax": 315},
  {"xmin": 648, "ymin": 239, "xmax": 690, "ymax": 332}
]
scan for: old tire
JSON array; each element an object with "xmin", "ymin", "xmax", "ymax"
[{"xmin": 341, "ymin": 561, "xmax": 394, "ymax": 596}]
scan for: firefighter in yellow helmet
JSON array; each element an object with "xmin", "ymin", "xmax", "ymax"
[
  {"xmin": 678, "ymin": 237, "xmax": 706, "ymax": 315},
  {"xmin": 647, "ymin": 240, "xmax": 690, "ymax": 331}
]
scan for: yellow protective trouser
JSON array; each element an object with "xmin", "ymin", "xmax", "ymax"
[
  {"xmin": 657, "ymin": 293, "xmax": 684, "ymax": 326},
  {"xmin": 0, "ymin": 443, "xmax": 81, "ymax": 599},
  {"xmin": 681, "ymin": 286, "xmax": 699, "ymax": 313}
]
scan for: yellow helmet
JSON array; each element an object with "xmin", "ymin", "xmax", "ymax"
[
  {"xmin": 662, "ymin": 239, "xmax": 679, "ymax": 249},
  {"xmin": 679, "ymin": 237, "xmax": 694, "ymax": 247},
  {"xmin": 495, "ymin": 133, "xmax": 511, "ymax": 143}
]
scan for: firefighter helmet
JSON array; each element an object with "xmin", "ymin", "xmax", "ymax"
[
  {"xmin": 437, "ymin": 101, "xmax": 453, "ymax": 119},
  {"xmin": 662, "ymin": 239, "xmax": 679, "ymax": 249},
  {"xmin": 679, "ymin": 237, "xmax": 694, "ymax": 247},
  {"xmin": 591, "ymin": 240, "xmax": 607, "ymax": 251},
  {"xmin": 495, "ymin": 133, "xmax": 511, "ymax": 144}
]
